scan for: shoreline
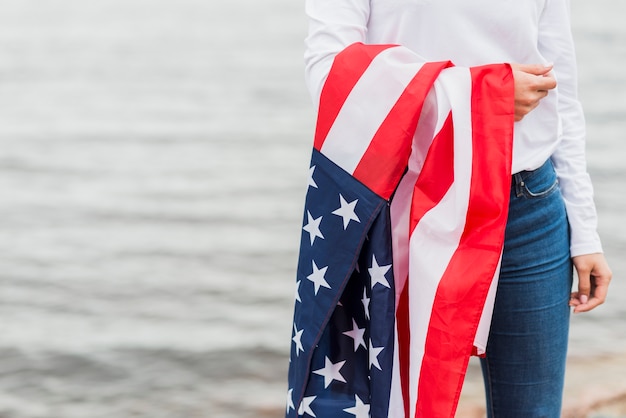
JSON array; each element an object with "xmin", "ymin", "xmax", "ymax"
[{"xmin": 238, "ymin": 349, "xmax": 626, "ymax": 418}]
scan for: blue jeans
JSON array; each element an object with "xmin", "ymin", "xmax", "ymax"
[{"xmin": 480, "ymin": 159, "xmax": 573, "ymax": 418}]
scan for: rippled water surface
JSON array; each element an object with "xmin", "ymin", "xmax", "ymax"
[{"xmin": 0, "ymin": 1, "xmax": 625, "ymax": 417}]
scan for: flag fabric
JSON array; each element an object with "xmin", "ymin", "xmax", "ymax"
[{"xmin": 287, "ymin": 43, "xmax": 514, "ymax": 418}]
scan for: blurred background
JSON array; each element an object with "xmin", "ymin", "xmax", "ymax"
[{"xmin": 0, "ymin": 0, "xmax": 623, "ymax": 417}]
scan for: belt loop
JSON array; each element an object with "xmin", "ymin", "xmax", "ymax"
[{"xmin": 513, "ymin": 172, "xmax": 525, "ymax": 197}]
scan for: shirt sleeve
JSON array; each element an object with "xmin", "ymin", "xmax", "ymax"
[
  {"xmin": 538, "ymin": 0, "xmax": 603, "ymax": 256},
  {"xmin": 304, "ymin": 0, "xmax": 371, "ymax": 104}
]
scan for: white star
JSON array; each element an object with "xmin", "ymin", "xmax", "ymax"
[
  {"xmin": 332, "ymin": 194, "xmax": 360, "ymax": 230},
  {"xmin": 313, "ymin": 356, "xmax": 347, "ymax": 388},
  {"xmin": 286, "ymin": 388, "xmax": 295, "ymax": 413},
  {"xmin": 294, "ymin": 280, "xmax": 302, "ymax": 303},
  {"xmin": 361, "ymin": 287, "xmax": 370, "ymax": 320},
  {"xmin": 292, "ymin": 323, "xmax": 304, "ymax": 356},
  {"xmin": 369, "ymin": 254, "xmax": 391, "ymax": 289},
  {"xmin": 298, "ymin": 395, "xmax": 317, "ymax": 417},
  {"xmin": 303, "ymin": 211, "xmax": 324, "ymax": 245},
  {"xmin": 307, "ymin": 260, "xmax": 331, "ymax": 295},
  {"xmin": 343, "ymin": 395, "xmax": 370, "ymax": 418},
  {"xmin": 369, "ymin": 339, "xmax": 385, "ymax": 371},
  {"xmin": 343, "ymin": 318, "xmax": 366, "ymax": 352},
  {"xmin": 308, "ymin": 165, "xmax": 318, "ymax": 189}
]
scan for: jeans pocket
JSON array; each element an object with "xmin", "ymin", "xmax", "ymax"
[{"xmin": 520, "ymin": 162, "xmax": 559, "ymax": 199}]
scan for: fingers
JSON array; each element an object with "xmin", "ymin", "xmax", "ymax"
[
  {"xmin": 512, "ymin": 63, "xmax": 557, "ymax": 121},
  {"xmin": 535, "ymin": 73, "xmax": 557, "ymax": 92},
  {"xmin": 571, "ymin": 273, "xmax": 591, "ymax": 313},
  {"xmin": 570, "ymin": 254, "xmax": 613, "ymax": 314},
  {"xmin": 577, "ymin": 261, "xmax": 592, "ymax": 300},
  {"xmin": 511, "ymin": 63, "xmax": 553, "ymax": 76},
  {"xmin": 516, "ymin": 68, "xmax": 556, "ymax": 91},
  {"xmin": 570, "ymin": 257, "xmax": 592, "ymax": 312},
  {"xmin": 511, "ymin": 63, "xmax": 556, "ymax": 91},
  {"xmin": 572, "ymin": 274, "xmax": 610, "ymax": 313}
]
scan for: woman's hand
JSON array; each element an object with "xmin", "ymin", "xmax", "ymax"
[
  {"xmin": 510, "ymin": 63, "xmax": 557, "ymax": 121},
  {"xmin": 570, "ymin": 253, "xmax": 612, "ymax": 313}
]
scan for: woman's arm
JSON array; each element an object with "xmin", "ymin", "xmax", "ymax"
[
  {"xmin": 539, "ymin": 0, "xmax": 601, "ymax": 255},
  {"xmin": 538, "ymin": 0, "xmax": 611, "ymax": 310}
]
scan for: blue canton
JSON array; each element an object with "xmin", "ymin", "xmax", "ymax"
[{"xmin": 287, "ymin": 149, "xmax": 395, "ymax": 418}]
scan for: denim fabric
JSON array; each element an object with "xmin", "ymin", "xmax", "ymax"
[{"xmin": 480, "ymin": 159, "xmax": 573, "ymax": 418}]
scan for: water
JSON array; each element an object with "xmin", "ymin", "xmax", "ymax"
[{"xmin": 0, "ymin": 1, "xmax": 624, "ymax": 417}]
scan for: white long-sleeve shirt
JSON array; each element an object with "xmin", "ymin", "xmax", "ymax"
[{"xmin": 304, "ymin": 0, "xmax": 602, "ymax": 256}]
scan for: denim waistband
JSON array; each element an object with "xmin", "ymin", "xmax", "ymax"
[{"xmin": 512, "ymin": 159, "xmax": 554, "ymax": 195}]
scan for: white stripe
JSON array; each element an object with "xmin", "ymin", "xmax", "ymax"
[
  {"xmin": 474, "ymin": 254, "xmax": 502, "ymax": 354},
  {"xmin": 406, "ymin": 67, "xmax": 473, "ymax": 416},
  {"xmin": 388, "ymin": 329, "xmax": 405, "ymax": 418},
  {"xmin": 320, "ymin": 47, "xmax": 425, "ymax": 174},
  {"xmin": 388, "ymin": 82, "xmax": 440, "ymax": 416},
  {"xmin": 390, "ymin": 86, "xmax": 440, "ymax": 298}
]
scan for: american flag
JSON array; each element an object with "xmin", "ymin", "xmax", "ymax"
[{"xmin": 287, "ymin": 43, "xmax": 514, "ymax": 418}]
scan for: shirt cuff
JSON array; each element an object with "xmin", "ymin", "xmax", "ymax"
[{"xmin": 569, "ymin": 229, "xmax": 603, "ymax": 257}]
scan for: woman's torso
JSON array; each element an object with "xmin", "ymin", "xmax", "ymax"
[{"xmin": 367, "ymin": 0, "xmax": 547, "ymax": 66}]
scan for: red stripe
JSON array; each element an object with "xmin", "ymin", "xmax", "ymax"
[
  {"xmin": 314, "ymin": 43, "xmax": 394, "ymax": 150},
  {"xmin": 409, "ymin": 112, "xmax": 455, "ymax": 232},
  {"xmin": 352, "ymin": 62, "xmax": 451, "ymax": 200},
  {"xmin": 415, "ymin": 65, "xmax": 514, "ymax": 418},
  {"xmin": 396, "ymin": 280, "xmax": 411, "ymax": 418}
]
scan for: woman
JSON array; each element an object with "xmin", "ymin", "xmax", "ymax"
[{"xmin": 302, "ymin": 0, "xmax": 612, "ymax": 416}]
